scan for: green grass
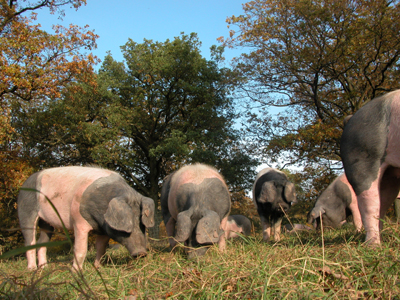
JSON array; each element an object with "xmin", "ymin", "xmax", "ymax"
[{"xmin": 1, "ymin": 224, "xmax": 399, "ymax": 299}]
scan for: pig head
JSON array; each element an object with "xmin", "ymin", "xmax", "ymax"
[
  {"xmin": 341, "ymin": 89, "xmax": 400, "ymax": 245},
  {"xmin": 252, "ymin": 168, "xmax": 296, "ymax": 242},
  {"xmin": 307, "ymin": 173, "xmax": 362, "ymax": 231},
  {"xmin": 224, "ymin": 215, "xmax": 252, "ymax": 239},
  {"xmin": 17, "ymin": 166, "xmax": 155, "ymax": 270},
  {"xmin": 161, "ymin": 163, "xmax": 231, "ymax": 258}
]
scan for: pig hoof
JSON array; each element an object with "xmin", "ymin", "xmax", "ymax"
[
  {"xmin": 364, "ymin": 238, "xmax": 381, "ymax": 248},
  {"xmin": 38, "ymin": 263, "xmax": 48, "ymax": 269},
  {"xmin": 132, "ymin": 252, "xmax": 147, "ymax": 258},
  {"xmin": 71, "ymin": 264, "xmax": 83, "ymax": 273},
  {"xmin": 187, "ymin": 247, "xmax": 208, "ymax": 259}
]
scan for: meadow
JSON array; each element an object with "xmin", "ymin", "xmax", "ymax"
[{"xmin": 1, "ymin": 221, "xmax": 399, "ymax": 300}]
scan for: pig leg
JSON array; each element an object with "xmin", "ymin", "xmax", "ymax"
[
  {"xmin": 218, "ymin": 216, "xmax": 228, "ymax": 252},
  {"xmin": 94, "ymin": 235, "xmax": 110, "ymax": 268},
  {"xmin": 261, "ymin": 216, "xmax": 271, "ymax": 241},
  {"xmin": 71, "ymin": 223, "xmax": 92, "ymax": 270},
  {"xmin": 19, "ymin": 214, "xmax": 39, "ymax": 270},
  {"xmin": 165, "ymin": 217, "xmax": 177, "ymax": 249},
  {"xmin": 347, "ymin": 181, "xmax": 363, "ymax": 231},
  {"xmin": 272, "ymin": 217, "xmax": 283, "ymax": 242},
  {"xmin": 379, "ymin": 166, "xmax": 400, "ymax": 230},
  {"xmin": 37, "ymin": 219, "xmax": 54, "ymax": 268},
  {"xmin": 348, "ymin": 198, "xmax": 362, "ymax": 231},
  {"xmin": 72, "ymin": 230, "xmax": 89, "ymax": 270},
  {"xmin": 357, "ymin": 167, "xmax": 383, "ymax": 245}
]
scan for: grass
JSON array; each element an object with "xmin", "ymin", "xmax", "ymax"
[{"xmin": 0, "ymin": 223, "xmax": 399, "ymax": 299}]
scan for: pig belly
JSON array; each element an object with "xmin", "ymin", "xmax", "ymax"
[{"xmin": 38, "ymin": 200, "xmax": 73, "ymax": 230}]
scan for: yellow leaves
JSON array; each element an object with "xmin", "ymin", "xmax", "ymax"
[
  {"xmin": 0, "ymin": 1, "xmax": 99, "ymax": 103},
  {"xmin": 0, "ymin": 109, "xmax": 14, "ymax": 142}
]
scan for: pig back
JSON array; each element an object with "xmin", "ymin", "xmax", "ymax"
[{"xmin": 168, "ymin": 164, "xmax": 230, "ymax": 219}]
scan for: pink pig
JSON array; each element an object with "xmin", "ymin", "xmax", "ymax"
[
  {"xmin": 17, "ymin": 166, "xmax": 155, "ymax": 270},
  {"xmin": 160, "ymin": 163, "xmax": 231, "ymax": 258},
  {"xmin": 341, "ymin": 89, "xmax": 400, "ymax": 245}
]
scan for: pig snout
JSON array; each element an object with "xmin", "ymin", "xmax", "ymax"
[
  {"xmin": 122, "ymin": 232, "xmax": 148, "ymax": 258},
  {"xmin": 127, "ymin": 244, "xmax": 147, "ymax": 259},
  {"xmin": 276, "ymin": 202, "xmax": 290, "ymax": 212},
  {"xmin": 131, "ymin": 249, "xmax": 147, "ymax": 258}
]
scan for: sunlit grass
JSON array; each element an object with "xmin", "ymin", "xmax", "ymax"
[{"xmin": 1, "ymin": 222, "xmax": 399, "ymax": 299}]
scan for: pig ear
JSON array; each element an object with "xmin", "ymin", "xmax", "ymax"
[
  {"xmin": 175, "ymin": 209, "xmax": 193, "ymax": 242},
  {"xmin": 284, "ymin": 182, "xmax": 296, "ymax": 203},
  {"xmin": 104, "ymin": 198, "xmax": 134, "ymax": 233},
  {"xmin": 196, "ymin": 210, "xmax": 221, "ymax": 244},
  {"xmin": 258, "ymin": 182, "xmax": 276, "ymax": 203},
  {"xmin": 141, "ymin": 196, "xmax": 155, "ymax": 228}
]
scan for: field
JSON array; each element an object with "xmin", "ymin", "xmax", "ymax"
[{"xmin": 1, "ymin": 223, "xmax": 399, "ymax": 299}]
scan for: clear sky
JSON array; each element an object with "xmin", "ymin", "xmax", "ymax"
[{"xmin": 34, "ymin": 0, "xmax": 247, "ymax": 68}]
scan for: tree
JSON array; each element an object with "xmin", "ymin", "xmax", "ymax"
[
  {"xmin": 220, "ymin": 0, "xmax": 400, "ymax": 195},
  {"xmin": 0, "ymin": 107, "xmax": 36, "ymax": 253},
  {"xmin": 14, "ymin": 33, "xmax": 257, "ymax": 234},
  {"xmin": 0, "ymin": 0, "xmax": 98, "ymax": 103},
  {"xmin": 0, "ymin": 0, "xmax": 98, "ymax": 251},
  {"xmin": 93, "ymin": 33, "xmax": 256, "ymax": 199}
]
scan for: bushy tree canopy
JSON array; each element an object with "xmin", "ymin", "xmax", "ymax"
[
  {"xmin": 0, "ymin": 0, "xmax": 98, "ymax": 103},
  {"xmin": 15, "ymin": 33, "xmax": 257, "ymax": 205},
  {"xmin": 0, "ymin": 0, "xmax": 98, "ymax": 251},
  {"xmin": 221, "ymin": 0, "xmax": 400, "ymax": 176}
]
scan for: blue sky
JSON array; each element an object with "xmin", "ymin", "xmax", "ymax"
[{"xmin": 34, "ymin": 0, "xmax": 247, "ymax": 68}]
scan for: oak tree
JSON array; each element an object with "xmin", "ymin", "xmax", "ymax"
[
  {"xmin": 0, "ymin": 0, "xmax": 98, "ymax": 251},
  {"xmin": 15, "ymin": 33, "xmax": 257, "ymax": 234}
]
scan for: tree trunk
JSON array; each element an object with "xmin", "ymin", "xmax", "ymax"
[{"xmin": 147, "ymin": 165, "xmax": 163, "ymax": 240}]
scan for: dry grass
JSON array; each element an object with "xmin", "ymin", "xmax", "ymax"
[{"xmin": 1, "ymin": 223, "xmax": 399, "ymax": 299}]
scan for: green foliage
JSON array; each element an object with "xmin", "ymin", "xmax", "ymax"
[
  {"xmin": 11, "ymin": 33, "xmax": 257, "ymax": 220},
  {"xmin": 222, "ymin": 0, "xmax": 400, "ymax": 184},
  {"xmin": 0, "ymin": 0, "xmax": 97, "ymax": 253}
]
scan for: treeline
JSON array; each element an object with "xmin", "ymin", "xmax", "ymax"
[{"xmin": 2, "ymin": 0, "xmax": 400, "ymax": 251}]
